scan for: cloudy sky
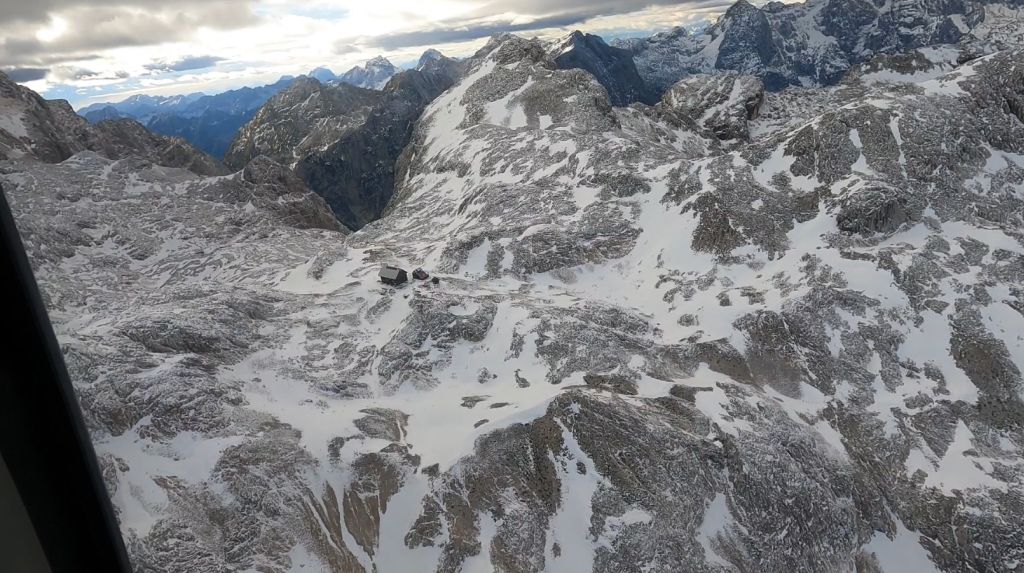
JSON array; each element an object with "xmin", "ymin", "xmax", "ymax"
[{"xmin": 0, "ymin": 0, "xmax": 732, "ymax": 107}]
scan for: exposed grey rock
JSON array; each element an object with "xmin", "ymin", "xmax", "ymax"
[
  {"xmin": 354, "ymin": 408, "xmax": 409, "ymax": 442},
  {"xmin": 295, "ymin": 56, "xmax": 464, "ymax": 229},
  {"xmin": 659, "ymin": 73, "xmax": 765, "ymax": 141},
  {"xmin": 224, "ymin": 77, "xmax": 381, "ymax": 169}
]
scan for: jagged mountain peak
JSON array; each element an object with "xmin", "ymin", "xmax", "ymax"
[
  {"xmin": 224, "ymin": 77, "xmax": 381, "ymax": 172},
  {"xmin": 308, "ymin": 66, "xmax": 338, "ymax": 83},
  {"xmin": 724, "ymin": 0, "xmax": 759, "ymax": 15},
  {"xmin": 290, "ymin": 74, "xmax": 324, "ymax": 91},
  {"xmin": 338, "ymin": 55, "xmax": 399, "ymax": 89},
  {"xmin": 566, "ymin": 29, "xmax": 590, "ymax": 42},
  {"xmin": 555, "ymin": 29, "xmax": 614, "ymax": 52},
  {"xmin": 227, "ymin": 51, "xmax": 462, "ymax": 230},
  {"xmin": 417, "ymin": 48, "xmax": 446, "ymax": 69},
  {"xmin": 365, "ymin": 55, "xmax": 394, "ymax": 68},
  {"xmin": 481, "ymin": 33, "xmax": 555, "ymax": 68}
]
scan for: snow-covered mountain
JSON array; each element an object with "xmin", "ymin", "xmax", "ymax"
[
  {"xmin": 615, "ymin": 0, "xmax": 1024, "ymax": 92},
  {"xmin": 227, "ymin": 53, "xmax": 464, "ymax": 230},
  {"xmin": 4, "ymin": 24, "xmax": 1023, "ymax": 571},
  {"xmin": 417, "ymin": 49, "xmax": 447, "ymax": 69},
  {"xmin": 338, "ymin": 56, "xmax": 400, "ymax": 90}
]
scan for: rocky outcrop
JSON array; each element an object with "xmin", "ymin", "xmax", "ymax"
[
  {"xmin": 239, "ymin": 155, "xmax": 349, "ymax": 232},
  {"xmin": 660, "ymin": 73, "xmax": 765, "ymax": 141},
  {"xmin": 90, "ymin": 119, "xmax": 227, "ymax": 176}
]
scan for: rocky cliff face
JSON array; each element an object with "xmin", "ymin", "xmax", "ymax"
[
  {"xmin": 227, "ymin": 55, "xmax": 464, "ymax": 230},
  {"xmin": 3, "ymin": 29, "xmax": 1024, "ymax": 573},
  {"xmin": 550, "ymin": 31, "xmax": 658, "ymax": 106},
  {"xmin": 615, "ymin": 0, "xmax": 1023, "ymax": 92},
  {"xmin": 224, "ymin": 77, "xmax": 382, "ymax": 169},
  {"xmin": 0, "ymin": 72, "xmax": 225, "ymax": 174}
]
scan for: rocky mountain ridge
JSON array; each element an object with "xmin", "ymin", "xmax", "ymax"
[
  {"xmin": 227, "ymin": 53, "xmax": 464, "ymax": 229},
  {"xmin": 615, "ymin": 0, "xmax": 1024, "ymax": 92},
  {"xmin": 224, "ymin": 77, "xmax": 383, "ymax": 169}
]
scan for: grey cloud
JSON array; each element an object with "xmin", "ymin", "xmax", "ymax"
[
  {"xmin": 369, "ymin": 13, "xmax": 590, "ymax": 50},
  {"xmin": 0, "ymin": 3, "xmax": 258, "ymax": 67},
  {"xmin": 50, "ymin": 66, "xmax": 130, "ymax": 81},
  {"xmin": 0, "ymin": 0, "xmax": 253, "ymax": 25},
  {"xmin": 2, "ymin": 67, "xmax": 49, "ymax": 81},
  {"xmin": 144, "ymin": 55, "xmax": 225, "ymax": 73},
  {"xmin": 334, "ymin": 43, "xmax": 360, "ymax": 56},
  {"xmin": 367, "ymin": 0, "xmax": 734, "ymax": 49},
  {"xmin": 0, "ymin": 0, "xmax": 67, "ymax": 24}
]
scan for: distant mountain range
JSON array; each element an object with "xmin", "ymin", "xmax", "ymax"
[
  {"xmin": 75, "ymin": 57, "xmax": 405, "ymax": 159},
  {"xmin": 78, "ymin": 77, "xmax": 295, "ymax": 158},
  {"xmin": 85, "ymin": 0, "xmax": 987, "ymax": 161}
]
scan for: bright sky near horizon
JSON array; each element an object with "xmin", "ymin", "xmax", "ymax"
[{"xmin": 0, "ymin": 0, "xmax": 732, "ymax": 107}]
